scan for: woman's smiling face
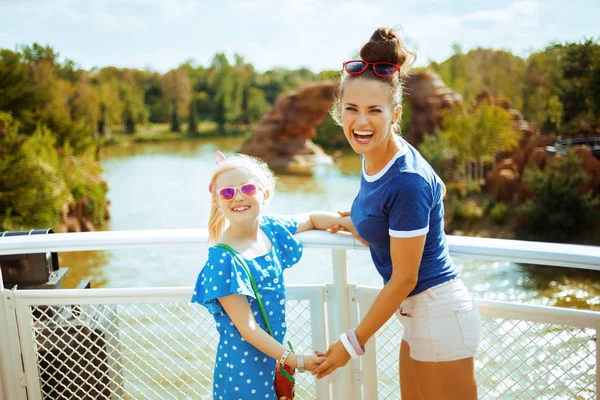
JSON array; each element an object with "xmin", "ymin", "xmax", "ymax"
[{"xmin": 340, "ymin": 78, "xmax": 401, "ymax": 156}]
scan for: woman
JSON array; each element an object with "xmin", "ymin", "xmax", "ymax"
[{"xmin": 312, "ymin": 28, "xmax": 481, "ymax": 399}]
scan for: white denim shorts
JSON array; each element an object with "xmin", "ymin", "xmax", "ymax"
[{"xmin": 396, "ymin": 277, "xmax": 480, "ymax": 362}]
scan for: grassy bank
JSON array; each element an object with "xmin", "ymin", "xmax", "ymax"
[{"xmin": 101, "ymin": 122, "xmax": 250, "ymax": 146}]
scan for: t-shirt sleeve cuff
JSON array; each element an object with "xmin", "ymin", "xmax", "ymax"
[{"xmin": 389, "ymin": 226, "xmax": 429, "ymax": 238}]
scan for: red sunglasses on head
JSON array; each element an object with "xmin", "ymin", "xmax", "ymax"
[
  {"xmin": 342, "ymin": 60, "xmax": 400, "ymax": 77},
  {"xmin": 218, "ymin": 183, "xmax": 259, "ymax": 201}
]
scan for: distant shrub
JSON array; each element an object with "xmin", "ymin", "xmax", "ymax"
[
  {"xmin": 452, "ymin": 200, "xmax": 484, "ymax": 222},
  {"xmin": 518, "ymin": 153, "xmax": 599, "ymax": 242},
  {"xmin": 447, "ymin": 182, "xmax": 466, "ymax": 200},
  {"xmin": 490, "ymin": 202, "xmax": 508, "ymax": 225},
  {"xmin": 465, "ymin": 181, "xmax": 481, "ymax": 195}
]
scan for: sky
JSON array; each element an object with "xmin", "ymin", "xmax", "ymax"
[{"xmin": 0, "ymin": 0, "xmax": 598, "ymax": 73}]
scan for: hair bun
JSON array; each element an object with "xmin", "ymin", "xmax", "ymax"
[{"xmin": 359, "ymin": 27, "xmax": 415, "ymax": 74}]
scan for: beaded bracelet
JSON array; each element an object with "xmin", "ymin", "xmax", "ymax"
[
  {"xmin": 339, "ymin": 333, "xmax": 360, "ymax": 359},
  {"xmin": 347, "ymin": 328, "xmax": 365, "ymax": 356},
  {"xmin": 279, "ymin": 348, "xmax": 292, "ymax": 366}
]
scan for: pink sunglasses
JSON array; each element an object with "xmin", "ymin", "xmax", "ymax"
[{"xmin": 217, "ymin": 183, "xmax": 259, "ymax": 201}]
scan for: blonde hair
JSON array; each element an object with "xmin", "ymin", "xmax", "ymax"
[{"xmin": 207, "ymin": 154, "xmax": 276, "ymax": 245}]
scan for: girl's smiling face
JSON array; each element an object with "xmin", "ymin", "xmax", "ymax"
[
  {"xmin": 340, "ymin": 78, "xmax": 402, "ymax": 156},
  {"xmin": 214, "ymin": 167, "xmax": 267, "ymax": 224}
]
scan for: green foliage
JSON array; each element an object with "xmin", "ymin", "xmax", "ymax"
[
  {"xmin": 451, "ymin": 200, "xmax": 484, "ymax": 222},
  {"xmin": 465, "ymin": 181, "xmax": 481, "ymax": 196},
  {"xmin": 489, "ymin": 202, "xmax": 509, "ymax": 225},
  {"xmin": 440, "ymin": 101, "xmax": 521, "ymax": 183},
  {"xmin": 430, "ymin": 40, "xmax": 600, "ymax": 137},
  {"xmin": 60, "ymin": 144, "xmax": 108, "ymax": 226},
  {"xmin": 0, "ymin": 113, "xmax": 67, "ymax": 230},
  {"xmin": 314, "ymin": 115, "xmax": 348, "ymax": 150},
  {"xmin": 446, "ymin": 182, "xmax": 466, "ymax": 200},
  {"xmin": 187, "ymin": 99, "xmax": 198, "ymax": 135},
  {"xmin": 430, "ymin": 47, "xmax": 526, "ymax": 109},
  {"xmin": 417, "ymin": 132, "xmax": 459, "ymax": 183},
  {"xmin": 170, "ymin": 100, "xmax": 180, "ymax": 132},
  {"xmin": 518, "ymin": 153, "xmax": 599, "ymax": 242},
  {"xmin": 556, "ymin": 40, "xmax": 600, "ymax": 136}
]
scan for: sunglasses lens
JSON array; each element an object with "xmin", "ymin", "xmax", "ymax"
[
  {"xmin": 345, "ymin": 61, "xmax": 367, "ymax": 73},
  {"xmin": 241, "ymin": 184, "xmax": 257, "ymax": 197},
  {"xmin": 374, "ymin": 64, "xmax": 397, "ymax": 76},
  {"xmin": 219, "ymin": 188, "xmax": 235, "ymax": 200}
]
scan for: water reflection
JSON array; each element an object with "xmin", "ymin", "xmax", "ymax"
[{"xmin": 59, "ymin": 250, "xmax": 109, "ymax": 288}]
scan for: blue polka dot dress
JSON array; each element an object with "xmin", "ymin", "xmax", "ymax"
[{"xmin": 191, "ymin": 215, "xmax": 303, "ymax": 400}]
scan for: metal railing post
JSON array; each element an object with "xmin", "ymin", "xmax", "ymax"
[
  {"xmin": 0, "ymin": 290, "xmax": 28, "ymax": 400},
  {"xmin": 329, "ymin": 249, "xmax": 356, "ymax": 399},
  {"xmin": 13, "ymin": 296, "xmax": 42, "ymax": 400},
  {"xmin": 596, "ymin": 327, "xmax": 599, "ymax": 399}
]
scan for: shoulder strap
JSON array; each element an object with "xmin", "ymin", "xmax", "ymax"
[{"xmin": 213, "ymin": 243, "xmax": 274, "ymax": 337}]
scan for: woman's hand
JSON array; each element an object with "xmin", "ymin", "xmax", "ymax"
[
  {"xmin": 329, "ymin": 211, "xmax": 368, "ymax": 247},
  {"xmin": 311, "ymin": 340, "xmax": 352, "ymax": 379},
  {"xmin": 302, "ymin": 354, "xmax": 327, "ymax": 372}
]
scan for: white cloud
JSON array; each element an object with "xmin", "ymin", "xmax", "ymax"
[{"xmin": 0, "ymin": 0, "xmax": 597, "ymax": 72}]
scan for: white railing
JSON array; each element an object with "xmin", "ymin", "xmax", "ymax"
[{"xmin": 0, "ymin": 231, "xmax": 599, "ymax": 399}]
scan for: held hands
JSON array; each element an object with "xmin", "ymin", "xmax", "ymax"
[
  {"xmin": 328, "ymin": 211, "xmax": 368, "ymax": 247},
  {"xmin": 301, "ymin": 354, "xmax": 327, "ymax": 372},
  {"xmin": 311, "ymin": 340, "xmax": 352, "ymax": 379}
]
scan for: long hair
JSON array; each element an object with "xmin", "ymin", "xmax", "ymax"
[{"xmin": 207, "ymin": 154, "xmax": 276, "ymax": 245}]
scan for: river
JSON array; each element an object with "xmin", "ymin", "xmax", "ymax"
[{"xmin": 59, "ymin": 136, "xmax": 600, "ymax": 312}]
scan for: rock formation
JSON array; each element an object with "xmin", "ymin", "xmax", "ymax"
[
  {"xmin": 240, "ymin": 81, "xmax": 337, "ymax": 173},
  {"xmin": 404, "ymin": 70, "xmax": 464, "ymax": 146},
  {"xmin": 241, "ymin": 70, "xmax": 465, "ymax": 172},
  {"xmin": 59, "ymin": 196, "xmax": 111, "ymax": 233}
]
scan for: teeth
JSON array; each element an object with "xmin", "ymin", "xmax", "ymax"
[
  {"xmin": 233, "ymin": 206, "xmax": 249, "ymax": 212},
  {"xmin": 354, "ymin": 130, "xmax": 374, "ymax": 136}
]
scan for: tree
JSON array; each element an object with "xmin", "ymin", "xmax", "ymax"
[
  {"xmin": 518, "ymin": 153, "xmax": 599, "ymax": 242},
  {"xmin": 160, "ymin": 68, "xmax": 191, "ymax": 133},
  {"xmin": 187, "ymin": 98, "xmax": 198, "ymax": 135},
  {"xmin": 440, "ymin": 99, "xmax": 521, "ymax": 182},
  {"xmin": 555, "ymin": 40, "xmax": 600, "ymax": 136},
  {"xmin": 0, "ymin": 113, "xmax": 67, "ymax": 230}
]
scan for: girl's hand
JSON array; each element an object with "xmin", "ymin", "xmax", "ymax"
[
  {"xmin": 312, "ymin": 340, "xmax": 351, "ymax": 379},
  {"xmin": 329, "ymin": 211, "xmax": 368, "ymax": 247},
  {"xmin": 302, "ymin": 354, "xmax": 326, "ymax": 372}
]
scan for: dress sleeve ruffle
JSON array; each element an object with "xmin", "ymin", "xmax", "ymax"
[{"xmin": 191, "ymin": 247, "xmax": 255, "ymax": 314}]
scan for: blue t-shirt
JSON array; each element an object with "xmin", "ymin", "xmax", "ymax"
[{"xmin": 351, "ymin": 138, "xmax": 458, "ymax": 296}]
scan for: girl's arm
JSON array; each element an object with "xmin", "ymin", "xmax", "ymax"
[
  {"xmin": 295, "ymin": 211, "xmax": 345, "ymax": 233},
  {"xmin": 219, "ymin": 294, "xmax": 325, "ymax": 371},
  {"xmin": 295, "ymin": 211, "xmax": 367, "ymax": 246},
  {"xmin": 312, "ymin": 234, "xmax": 425, "ymax": 378}
]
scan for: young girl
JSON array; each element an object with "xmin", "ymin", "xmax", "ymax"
[{"xmin": 191, "ymin": 151, "xmax": 351, "ymax": 400}]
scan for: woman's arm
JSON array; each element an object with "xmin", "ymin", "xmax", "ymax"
[
  {"xmin": 353, "ymin": 235, "xmax": 424, "ymax": 344},
  {"xmin": 219, "ymin": 294, "xmax": 325, "ymax": 371},
  {"xmin": 312, "ymin": 234, "xmax": 426, "ymax": 378}
]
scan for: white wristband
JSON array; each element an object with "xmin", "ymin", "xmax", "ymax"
[
  {"xmin": 339, "ymin": 333, "xmax": 359, "ymax": 359},
  {"xmin": 296, "ymin": 354, "xmax": 305, "ymax": 373}
]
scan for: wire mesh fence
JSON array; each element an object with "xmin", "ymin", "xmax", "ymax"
[
  {"xmin": 23, "ymin": 295, "xmax": 324, "ymax": 400},
  {"xmin": 4, "ymin": 288, "xmax": 598, "ymax": 400},
  {"xmin": 372, "ymin": 312, "xmax": 597, "ymax": 400}
]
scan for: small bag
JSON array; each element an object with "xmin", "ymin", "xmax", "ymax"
[{"xmin": 215, "ymin": 243, "xmax": 295, "ymax": 400}]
